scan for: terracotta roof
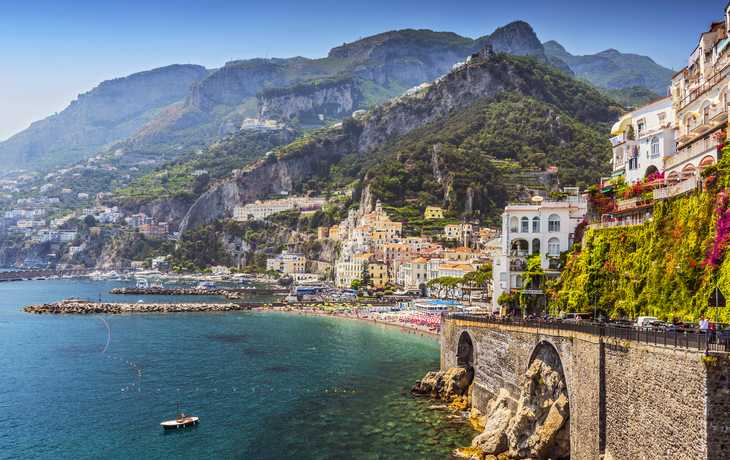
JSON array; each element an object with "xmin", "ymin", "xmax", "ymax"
[
  {"xmin": 454, "ymin": 247, "xmax": 474, "ymax": 253},
  {"xmin": 411, "ymin": 258, "xmax": 428, "ymax": 263}
]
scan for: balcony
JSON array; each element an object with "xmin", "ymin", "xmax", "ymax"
[
  {"xmin": 678, "ymin": 64, "xmax": 730, "ymax": 110},
  {"xmin": 610, "ymin": 132, "xmax": 627, "ymax": 147},
  {"xmin": 653, "ymin": 177, "xmax": 699, "ymax": 200},
  {"xmin": 588, "ymin": 215, "xmax": 651, "ymax": 230},
  {"xmin": 666, "ymin": 138, "xmax": 714, "ymax": 169},
  {"xmin": 510, "ymin": 262, "xmax": 526, "ymax": 271},
  {"xmin": 509, "ymin": 250, "xmax": 529, "ymax": 257},
  {"xmin": 616, "ymin": 196, "xmax": 652, "ymax": 211}
]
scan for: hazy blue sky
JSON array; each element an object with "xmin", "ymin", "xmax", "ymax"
[{"xmin": 0, "ymin": 0, "xmax": 719, "ymax": 141}]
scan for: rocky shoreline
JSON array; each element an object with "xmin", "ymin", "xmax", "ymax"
[
  {"xmin": 412, "ymin": 359, "xmax": 569, "ymax": 460},
  {"xmin": 23, "ymin": 301, "xmax": 254, "ymax": 314}
]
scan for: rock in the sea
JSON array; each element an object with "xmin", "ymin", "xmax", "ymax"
[
  {"xmin": 472, "ymin": 389, "xmax": 514, "ymax": 455},
  {"xmin": 412, "ymin": 367, "xmax": 474, "ymax": 400}
]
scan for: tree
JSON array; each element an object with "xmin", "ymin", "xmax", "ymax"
[
  {"xmin": 351, "ymin": 279, "xmax": 361, "ymax": 290},
  {"xmin": 360, "ymin": 261, "xmax": 371, "ymax": 287},
  {"xmin": 83, "ymin": 215, "xmax": 97, "ymax": 227},
  {"xmin": 203, "ymin": 267, "xmax": 213, "ymax": 274}
]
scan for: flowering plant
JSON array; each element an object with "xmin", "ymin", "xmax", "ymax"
[{"xmin": 704, "ymin": 191, "xmax": 730, "ymax": 269}]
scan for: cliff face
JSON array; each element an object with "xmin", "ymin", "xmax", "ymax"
[
  {"xmin": 178, "ymin": 140, "xmax": 354, "ymax": 232},
  {"xmin": 258, "ymin": 78, "xmax": 359, "ymax": 119},
  {"xmin": 184, "ymin": 63, "xmax": 287, "ymax": 111},
  {"xmin": 0, "ymin": 64, "xmax": 210, "ymax": 169},
  {"xmin": 356, "ymin": 58, "xmax": 513, "ymax": 153}
]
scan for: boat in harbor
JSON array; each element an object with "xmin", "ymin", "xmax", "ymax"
[{"xmin": 161, "ymin": 401, "xmax": 199, "ymax": 430}]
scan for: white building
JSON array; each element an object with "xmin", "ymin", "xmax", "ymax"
[
  {"xmin": 233, "ymin": 199, "xmax": 295, "ymax": 221},
  {"xmin": 266, "ymin": 253, "xmax": 306, "ymax": 274},
  {"xmin": 665, "ymin": 10, "xmax": 730, "ymax": 187},
  {"xmin": 397, "ymin": 257, "xmax": 430, "ymax": 289},
  {"xmin": 610, "ymin": 97, "xmax": 676, "ymax": 185},
  {"xmin": 492, "ymin": 188, "xmax": 588, "ymax": 313}
]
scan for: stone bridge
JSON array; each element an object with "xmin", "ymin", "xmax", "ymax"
[{"xmin": 441, "ymin": 315, "xmax": 730, "ymax": 460}]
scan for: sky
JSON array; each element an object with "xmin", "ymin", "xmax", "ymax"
[{"xmin": 0, "ymin": 0, "xmax": 720, "ymax": 141}]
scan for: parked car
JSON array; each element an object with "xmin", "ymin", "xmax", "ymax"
[
  {"xmin": 607, "ymin": 319, "xmax": 633, "ymax": 328},
  {"xmin": 636, "ymin": 316, "xmax": 659, "ymax": 327},
  {"xmin": 562, "ymin": 313, "xmax": 593, "ymax": 322},
  {"xmin": 667, "ymin": 322, "xmax": 699, "ymax": 333},
  {"xmin": 646, "ymin": 320, "xmax": 671, "ymax": 331}
]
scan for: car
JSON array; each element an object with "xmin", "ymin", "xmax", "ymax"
[
  {"xmin": 607, "ymin": 319, "xmax": 633, "ymax": 328},
  {"xmin": 636, "ymin": 316, "xmax": 659, "ymax": 327},
  {"xmin": 666, "ymin": 322, "xmax": 699, "ymax": 333},
  {"xmin": 562, "ymin": 313, "xmax": 593, "ymax": 322},
  {"xmin": 646, "ymin": 320, "xmax": 671, "ymax": 331}
]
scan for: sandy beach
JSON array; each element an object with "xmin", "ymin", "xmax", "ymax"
[{"xmin": 254, "ymin": 306, "xmax": 441, "ymax": 340}]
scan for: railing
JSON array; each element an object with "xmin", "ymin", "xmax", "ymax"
[
  {"xmin": 588, "ymin": 215, "xmax": 651, "ymax": 230},
  {"xmin": 653, "ymin": 176, "xmax": 699, "ymax": 200},
  {"xmin": 678, "ymin": 64, "xmax": 730, "ymax": 110},
  {"xmin": 509, "ymin": 250, "xmax": 529, "ymax": 257},
  {"xmin": 615, "ymin": 197, "xmax": 650, "ymax": 211},
  {"xmin": 442, "ymin": 313, "xmax": 727, "ymax": 351},
  {"xmin": 667, "ymin": 138, "xmax": 714, "ymax": 169},
  {"xmin": 510, "ymin": 263, "xmax": 526, "ymax": 271}
]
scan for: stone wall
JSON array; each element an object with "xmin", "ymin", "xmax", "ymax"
[{"xmin": 441, "ymin": 317, "xmax": 730, "ymax": 460}]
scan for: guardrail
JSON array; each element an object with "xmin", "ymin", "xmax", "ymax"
[{"xmin": 442, "ymin": 313, "xmax": 726, "ymax": 351}]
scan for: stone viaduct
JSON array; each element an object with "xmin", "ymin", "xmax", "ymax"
[{"xmin": 441, "ymin": 315, "xmax": 730, "ymax": 460}]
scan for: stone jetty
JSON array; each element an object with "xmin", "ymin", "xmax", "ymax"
[
  {"xmin": 23, "ymin": 301, "xmax": 255, "ymax": 314},
  {"xmin": 107, "ymin": 286, "xmax": 289, "ymax": 296}
]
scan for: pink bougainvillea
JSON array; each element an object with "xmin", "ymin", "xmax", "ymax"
[{"xmin": 704, "ymin": 191, "xmax": 730, "ymax": 269}]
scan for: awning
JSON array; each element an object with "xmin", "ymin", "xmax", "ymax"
[{"xmin": 611, "ymin": 117, "xmax": 632, "ymax": 135}]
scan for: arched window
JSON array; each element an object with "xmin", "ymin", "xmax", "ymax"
[
  {"xmin": 532, "ymin": 217, "xmax": 541, "ymax": 233},
  {"xmin": 651, "ymin": 137, "xmax": 660, "ymax": 155},
  {"xmin": 548, "ymin": 214, "xmax": 561, "ymax": 232},
  {"xmin": 548, "ymin": 237, "xmax": 561, "ymax": 256},
  {"xmin": 521, "ymin": 217, "xmax": 529, "ymax": 233}
]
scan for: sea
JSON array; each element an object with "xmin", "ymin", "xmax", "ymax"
[{"xmin": 0, "ymin": 271, "xmax": 475, "ymax": 459}]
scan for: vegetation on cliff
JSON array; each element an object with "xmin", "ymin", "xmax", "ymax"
[{"xmin": 556, "ymin": 145, "xmax": 730, "ymax": 321}]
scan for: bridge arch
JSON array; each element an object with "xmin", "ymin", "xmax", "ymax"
[
  {"xmin": 526, "ymin": 339, "xmax": 571, "ymax": 400},
  {"xmin": 456, "ymin": 329, "xmax": 476, "ymax": 367}
]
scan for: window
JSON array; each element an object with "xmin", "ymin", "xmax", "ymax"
[
  {"xmin": 658, "ymin": 113, "xmax": 666, "ymax": 125},
  {"xmin": 521, "ymin": 217, "xmax": 529, "ymax": 233},
  {"xmin": 548, "ymin": 237, "xmax": 561, "ymax": 256},
  {"xmin": 532, "ymin": 217, "xmax": 540, "ymax": 233},
  {"xmin": 651, "ymin": 137, "xmax": 660, "ymax": 156},
  {"xmin": 548, "ymin": 214, "xmax": 560, "ymax": 232}
]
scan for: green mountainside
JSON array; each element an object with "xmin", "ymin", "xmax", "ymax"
[
  {"xmin": 588, "ymin": 84, "xmax": 662, "ymax": 108},
  {"xmin": 543, "ymin": 40, "xmax": 674, "ymax": 96},
  {"xmin": 252, "ymin": 54, "xmax": 622, "ymax": 226}
]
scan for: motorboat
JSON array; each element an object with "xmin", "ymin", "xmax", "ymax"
[{"xmin": 161, "ymin": 401, "xmax": 199, "ymax": 430}]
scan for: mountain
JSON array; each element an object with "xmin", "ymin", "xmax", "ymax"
[
  {"xmin": 136, "ymin": 22, "xmax": 564, "ymax": 152},
  {"xmin": 174, "ymin": 52, "xmax": 622, "ymax": 232},
  {"xmin": 0, "ymin": 64, "xmax": 210, "ymax": 170},
  {"xmin": 543, "ymin": 40, "xmax": 674, "ymax": 95}
]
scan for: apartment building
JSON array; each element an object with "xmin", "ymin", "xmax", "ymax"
[
  {"xmin": 492, "ymin": 187, "xmax": 588, "ymax": 312},
  {"xmin": 610, "ymin": 97, "xmax": 676, "ymax": 185},
  {"xmin": 666, "ymin": 9, "xmax": 730, "ymax": 187}
]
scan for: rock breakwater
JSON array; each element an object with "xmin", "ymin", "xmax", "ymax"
[
  {"xmin": 107, "ymin": 286, "xmax": 289, "ymax": 296},
  {"xmin": 23, "ymin": 301, "xmax": 253, "ymax": 314}
]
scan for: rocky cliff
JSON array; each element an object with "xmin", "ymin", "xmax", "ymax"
[
  {"xmin": 258, "ymin": 77, "xmax": 359, "ymax": 120},
  {"xmin": 184, "ymin": 63, "xmax": 287, "ymax": 111},
  {"xmin": 0, "ymin": 64, "xmax": 210, "ymax": 169}
]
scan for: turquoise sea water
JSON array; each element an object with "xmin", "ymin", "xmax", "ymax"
[{"xmin": 0, "ymin": 276, "xmax": 475, "ymax": 459}]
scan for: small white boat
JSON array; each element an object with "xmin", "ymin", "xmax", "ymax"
[{"xmin": 161, "ymin": 401, "xmax": 199, "ymax": 430}]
